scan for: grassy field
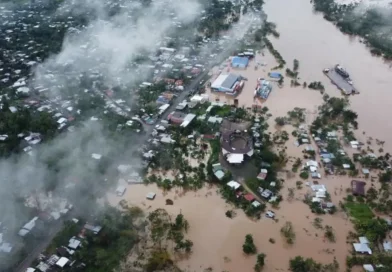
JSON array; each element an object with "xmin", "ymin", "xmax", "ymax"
[{"xmin": 345, "ymin": 202, "xmax": 374, "ymax": 222}]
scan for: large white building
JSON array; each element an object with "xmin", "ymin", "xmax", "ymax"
[{"xmin": 211, "ymin": 73, "xmax": 243, "ymax": 95}]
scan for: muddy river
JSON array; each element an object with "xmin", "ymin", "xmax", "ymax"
[{"xmin": 264, "ymin": 0, "xmax": 392, "ymax": 151}]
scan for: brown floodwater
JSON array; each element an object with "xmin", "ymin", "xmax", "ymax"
[
  {"xmin": 107, "ymin": 2, "xmax": 392, "ymax": 269},
  {"xmin": 264, "ymin": 0, "xmax": 392, "ymax": 152},
  {"xmin": 108, "ymin": 178, "xmax": 353, "ymax": 271}
]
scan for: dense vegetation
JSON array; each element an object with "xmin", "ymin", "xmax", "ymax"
[
  {"xmin": 74, "ymin": 206, "xmax": 140, "ymax": 272},
  {"xmin": 289, "ymin": 256, "xmax": 339, "ymax": 272},
  {"xmin": 243, "ymin": 234, "xmax": 257, "ymax": 255}
]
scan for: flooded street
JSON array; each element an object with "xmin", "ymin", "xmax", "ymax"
[{"xmin": 264, "ymin": 0, "xmax": 392, "ymax": 151}]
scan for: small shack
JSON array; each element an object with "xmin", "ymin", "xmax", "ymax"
[
  {"xmin": 268, "ymin": 72, "xmax": 282, "ymax": 79},
  {"xmin": 231, "ymin": 56, "xmax": 249, "ymax": 68}
]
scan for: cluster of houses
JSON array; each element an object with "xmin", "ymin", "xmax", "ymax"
[
  {"xmin": 26, "ymin": 220, "xmax": 102, "ymax": 272},
  {"xmin": 226, "ymin": 180, "xmax": 263, "ymax": 208},
  {"xmin": 351, "ymin": 235, "xmax": 392, "ymax": 271}
]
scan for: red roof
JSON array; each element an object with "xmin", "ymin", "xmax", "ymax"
[
  {"xmin": 202, "ymin": 134, "xmax": 215, "ymax": 139},
  {"xmin": 244, "ymin": 193, "xmax": 255, "ymax": 202},
  {"xmin": 257, "ymin": 172, "xmax": 267, "ymax": 180}
]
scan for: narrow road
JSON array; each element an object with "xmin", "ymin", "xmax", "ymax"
[{"xmin": 14, "ymin": 220, "xmax": 64, "ymax": 272}]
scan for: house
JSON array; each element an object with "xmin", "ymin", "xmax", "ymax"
[
  {"xmin": 257, "ymin": 169, "xmax": 268, "ymax": 180},
  {"xmin": 116, "ymin": 186, "xmax": 126, "ymax": 197},
  {"xmin": 363, "ymin": 264, "xmax": 375, "ymax": 272},
  {"xmin": 211, "ymin": 73, "xmax": 242, "ymax": 95},
  {"xmin": 353, "ymin": 243, "xmax": 372, "ymax": 254},
  {"xmin": 18, "ymin": 217, "xmax": 39, "ymax": 237},
  {"xmin": 167, "ymin": 111, "xmax": 187, "ymax": 124},
  {"xmin": 84, "ymin": 224, "xmax": 102, "ymax": 234},
  {"xmin": 383, "ymin": 241, "xmax": 392, "ymax": 252},
  {"xmin": 305, "ymin": 160, "xmax": 318, "ymax": 172},
  {"xmin": 311, "ymin": 172, "xmax": 321, "ymax": 179},
  {"xmin": 68, "ymin": 237, "xmax": 81, "ymax": 250},
  {"xmin": 227, "ymin": 180, "xmax": 241, "ymax": 190},
  {"xmin": 214, "ymin": 170, "xmax": 225, "ymax": 180},
  {"xmin": 359, "ymin": 237, "xmax": 369, "ymax": 244},
  {"xmin": 311, "ymin": 184, "xmax": 326, "ymax": 192},
  {"xmin": 180, "ymin": 113, "xmax": 196, "ymax": 127},
  {"xmin": 350, "ymin": 141, "xmax": 360, "ymax": 149},
  {"xmin": 0, "ymin": 242, "xmax": 12, "ymax": 253},
  {"xmin": 213, "ymin": 164, "xmax": 225, "ymax": 180},
  {"xmin": 353, "ymin": 237, "xmax": 372, "ymax": 254},
  {"xmin": 208, "ymin": 116, "xmax": 223, "ymax": 124},
  {"xmin": 243, "ymin": 193, "xmax": 255, "ymax": 202},
  {"xmin": 160, "ymin": 135, "xmax": 175, "ymax": 144},
  {"xmin": 146, "ymin": 192, "xmax": 156, "ymax": 200},
  {"xmin": 320, "ymin": 202, "xmax": 335, "ymax": 210},
  {"xmin": 252, "ymin": 201, "xmax": 261, "ymax": 208},
  {"xmin": 351, "ymin": 180, "xmax": 366, "ymax": 196},
  {"xmin": 36, "ymin": 262, "xmax": 50, "ymax": 272},
  {"xmin": 260, "ymin": 189, "xmax": 272, "ymax": 199}
]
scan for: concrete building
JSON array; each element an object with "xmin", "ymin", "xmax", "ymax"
[
  {"xmin": 211, "ymin": 73, "xmax": 243, "ymax": 95},
  {"xmin": 231, "ymin": 56, "xmax": 249, "ymax": 68},
  {"xmin": 221, "ymin": 131, "xmax": 253, "ymax": 164}
]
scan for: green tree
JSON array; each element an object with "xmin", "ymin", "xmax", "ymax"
[
  {"xmin": 243, "ymin": 234, "xmax": 257, "ymax": 255},
  {"xmin": 254, "ymin": 253, "xmax": 266, "ymax": 272}
]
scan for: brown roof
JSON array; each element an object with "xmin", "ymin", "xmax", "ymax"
[{"xmin": 351, "ymin": 180, "xmax": 366, "ymax": 196}]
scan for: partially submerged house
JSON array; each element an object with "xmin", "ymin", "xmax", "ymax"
[
  {"xmin": 353, "ymin": 236, "xmax": 372, "ymax": 255},
  {"xmin": 146, "ymin": 192, "xmax": 156, "ymax": 200},
  {"xmin": 351, "ymin": 180, "xmax": 366, "ymax": 196}
]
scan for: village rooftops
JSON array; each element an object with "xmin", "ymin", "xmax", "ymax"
[
  {"xmin": 227, "ymin": 180, "xmax": 241, "ymax": 190},
  {"xmin": 363, "ymin": 264, "xmax": 375, "ymax": 272},
  {"xmin": 56, "ymin": 257, "xmax": 69, "ymax": 268},
  {"xmin": 180, "ymin": 113, "xmax": 196, "ymax": 128},
  {"xmin": 351, "ymin": 180, "xmax": 366, "ymax": 196},
  {"xmin": 84, "ymin": 224, "xmax": 102, "ymax": 234},
  {"xmin": 244, "ymin": 193, "xmax": 255, "ymax": 202},
  {"xmin": 68, "ymin": 237, "xmax": 81, "ymax": 250},
  {"xmin": 353, "ymin": 243, "xmax": 372, "ymax": 254},
  {"xmin": 226, "ymin": 153, "xmax": 244, "ymax": 164},
  {"xmin": 383, "ymin": 241, "xmax": 392, "ymax": 252},
  {"xmin": 116, "ymin": 186, "xmax": 126, "ymax": 196}
]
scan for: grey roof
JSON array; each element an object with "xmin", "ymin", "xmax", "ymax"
[{"xmin": 221, "ymin": 74, "xmax": 239, "ymax": 89}]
